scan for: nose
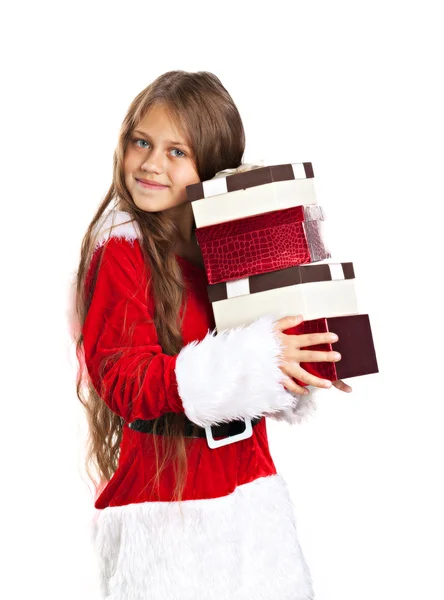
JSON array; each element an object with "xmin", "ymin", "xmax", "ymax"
[{"xmin": 140, "ymin": 146, "xmax": 165, "ymax": 174}]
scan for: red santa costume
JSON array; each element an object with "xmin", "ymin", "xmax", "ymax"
[{"xmin": 80, "ymin": 208, "xmax": 317, "ymax": 600}]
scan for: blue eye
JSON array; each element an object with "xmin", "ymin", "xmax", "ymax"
[
  {"xmin": 132, "ymin": 138, "xmax": 186, "ymax": 157},
  {"xmin": 171, "ymin": 148, "xmax": 186, "ymax": 158},
  {"xmin": 134, "ymin": 139, "xmax": 149, "ymax": 148}
]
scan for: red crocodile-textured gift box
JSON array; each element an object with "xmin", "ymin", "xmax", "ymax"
[
  {"xmin": 283, "ymin": 314, "xmax": 378, "ymax": 386},
  {"xmin": 195, "ymin": 205, "xmax": 330, "ymax": 285}
]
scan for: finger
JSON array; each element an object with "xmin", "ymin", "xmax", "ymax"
[
  {"xmin": 281, "ymin": 361, "xmax": 332, "ymax": 389},
  {"xmin": 281, "ymin": 376, "xmax": 310, "ymax": 396},
  {"xmin": 332, "ymin": 380, "xmax": 353, "ymax": 393},
  {"xmin": 288, "ymin": 349, "xmax": 342, "ymax": 363},
  {"xmin": 290, "ymin": 331, "xmax": 339, "ymax": 348},
  {"xmin": 273, "ymin": 315, "xmax": 304, "ymax": 333}
]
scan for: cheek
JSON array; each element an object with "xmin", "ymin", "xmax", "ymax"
[
  {"xmin": 176, "ymin": 161, "xmax": 200, "ymax": 186},
  {"xmin": 123, "ymin": 151, "xmax": 136, "ymax": 175}
]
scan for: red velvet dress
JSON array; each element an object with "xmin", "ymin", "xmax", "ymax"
[
  {"xmin": 81, "ymin": 209, "xmax": 315, "ymax": 600},
  {"xmin": 84, "ymin": 237, "xmax": 278, "ymax": 508}
]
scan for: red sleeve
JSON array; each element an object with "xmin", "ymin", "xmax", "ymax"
[{"xmin": 82, "ymin": 237, "xmax": 185, "ymax": 422}]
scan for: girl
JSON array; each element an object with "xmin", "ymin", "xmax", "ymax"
[{"xmin": 72, "ymin": 70, "xmax": 351, "ymax": 600}]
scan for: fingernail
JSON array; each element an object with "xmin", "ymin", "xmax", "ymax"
[
  {"xmin": 333, "ymin": 353, "xmax": 341, "ymax": 360},
  {"xmin": 330, "ymin": 334, "xmax": 338, "ymax": 342},
  {"xmin": 324, "ymin": 380, "xmax": 332, "ymax": 387}
]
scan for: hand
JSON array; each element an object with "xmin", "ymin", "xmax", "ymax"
[
  {"xmin": 273, "ymin": 315, "xmax": 344, "ymax": 396},
  {"xmin": 332, "ymin": 379, "xmax": 352, "ymax": 393}
]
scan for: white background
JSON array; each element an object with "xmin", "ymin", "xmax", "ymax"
[{"xmin": 1, "ymin": 1, "xmax": 443, "ymax": 598}]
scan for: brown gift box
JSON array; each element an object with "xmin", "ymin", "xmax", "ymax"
[{"xmin": 284, "ymin": 314, "xmax": 379, "ymax": 385}]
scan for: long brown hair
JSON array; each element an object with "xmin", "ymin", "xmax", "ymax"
[{"xmin": 73, "ymin": 71, "xmax": 245, "ymax": 503}]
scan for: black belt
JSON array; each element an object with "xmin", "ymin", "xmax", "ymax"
[{"xmin": 128, "ymin": 413, "xmax": 263, "ymax": 439}]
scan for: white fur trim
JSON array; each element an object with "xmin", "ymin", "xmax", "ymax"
[
  {"xmin": 265, "ymin": 386, "xmax": 318, "ymax": 425},
  {"xmin": 66, "ymin": 271, "xmax": 80, "ymax": 341},
  {"xmin": 175, "ymin": 314, "xmax": 297, "ymax": 428},
  {"xmin": 91, "ymin": 474, "xmax": 314, "ymax": 600},
  {"xmin": 92, "ymin": 209, "xmax": 141, "ymax": 247},
  {"xmin": 66, "ymin": 210, "xmax": 140, "ymax": 341}
]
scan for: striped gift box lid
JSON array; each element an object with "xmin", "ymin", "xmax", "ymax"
[
  {"xmin": 186, "ymin": 162, "xmax": 314, "ymax": 202},
  {"xmin": 208, "ymin": 262, "xmax": 355, "ymax": 302}
]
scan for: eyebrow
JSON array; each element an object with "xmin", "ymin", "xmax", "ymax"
[{"xmin": 133, "ymin": 129, "xmax": 191, "ymax": 149}]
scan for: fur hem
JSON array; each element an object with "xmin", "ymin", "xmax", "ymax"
[
  {"xmin": 91, "ymin": 473, "xmax": 314, "ymax": 600},
  {"xmin": 175, "ymin": 314, "xmax": 296, "ymax": 428}
]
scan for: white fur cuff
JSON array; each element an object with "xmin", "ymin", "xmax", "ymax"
[
  {"xmin": 175, "ymin": 315, "xmax": 296, "ymax": 428},
  {"xmin": 265, "ymin": 387, "xmax": 318, "ymax": 425}
]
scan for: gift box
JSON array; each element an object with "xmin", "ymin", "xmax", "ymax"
[
  {"xmin": 283, "ymin": 314, "xmax": 379, "ymax": 385},
  {"xmin": 190, "ymin": 178, "xmax": 317, "ymax": 228},
  {"xmin": 211, "ymin": 272, "xmax": 358, "ymax": 332},
  {"xmin": 195, "ymin": 205, "xmax": 330, "ymax": 285},
  {"xmin": 189, "ymin": 161, "xmax": 378, "ymax": 386},
  {"xmin": 187, "ymin": 162, "xmax": 314, "ymax": 202},
  {"xmin": 208, "ymin": 262, "xmax": 355, "ymax": 302}
]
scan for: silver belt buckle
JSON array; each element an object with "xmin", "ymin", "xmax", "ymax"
[{"xmin": 205, "ymin": 418, "xmax": 253, "ymax": 449}]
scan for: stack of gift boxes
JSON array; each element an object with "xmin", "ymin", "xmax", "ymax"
[{"xmin": 186, "ymin": 163, "xmax": 378, "ymax": 387}]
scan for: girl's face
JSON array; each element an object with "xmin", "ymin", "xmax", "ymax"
[{"xmin": 123, "ymin": 103, "xmax": 200, "ymax": 213}]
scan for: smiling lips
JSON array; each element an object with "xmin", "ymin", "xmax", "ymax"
[{"xmin": 136, "ymin": 178, "xmax": 168, "ymax": 189}]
